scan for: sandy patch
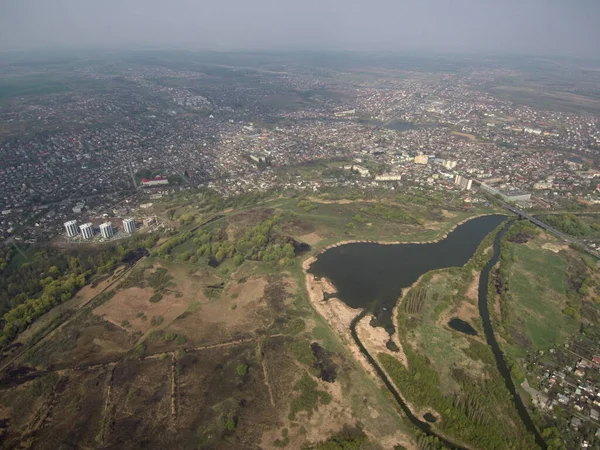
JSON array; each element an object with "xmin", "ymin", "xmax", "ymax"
[
  {"xmin": 299, "ymin": 232, "xmax": 322, "ymax": 245},
  {"xmin": 302, "ymin": 257, "xmax": 374, "ymax": 377},
  {"xmin": 451, "ymin": 131, "xmax": 477, "ymax": 141},
  {"xmin": 93, "ymin": 287, "xmax": 188, "ymax": 334},
  {"xmin": 542, "ymin": 242, "xmax": 567, "ymax": 253},
  {"xmin": 358, "ymin": 315, "xmax": 407, "ymax": 365}
]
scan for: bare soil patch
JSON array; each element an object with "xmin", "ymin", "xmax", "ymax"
[
  {"xmin": 299, "ymin": 231, "xmax": 322, "ymax": 245},
  {"xmin": 451, "ymin": 131, "xmax": 477, "ymax": 141},
  {"xmin": 165, "ymin": 277, "xmax": 269, "ymax": 347},
  {"xmin": 93, "ymin": 287, "xmax": 188, "ymax": 335}
]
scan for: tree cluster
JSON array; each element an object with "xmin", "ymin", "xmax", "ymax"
[{"xmin": 0, "ymin": 233, "xmax": 157, "ymax": 346}]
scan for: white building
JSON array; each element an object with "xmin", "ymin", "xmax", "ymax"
[
  {"xmin": 72, "ymin": 202, "xmax": 85, "ymax": 214},
  {"xmin": 343, "ymin": 165, "xmax": 370, "ymax": 177},
  {"xmin": 375, "ymin": 174, "xmax": 402, "ymax": 182},
  {"xmin": 80, "ymin": 222, "xmax": 94, "ymax": 239},
  {"xmin": 99, "ymin": 222, "xmax": 114, "ymax": 239},
  {"xmin": 454, "ymin": 175, "xmax": 472, "ymax": 190},
  {"xmin": 414, "ymin": 155, "xmax": 429, "ymax": 165},
  {"xmin": 123, "ymin": 218, "xmax": 136, "ymax": 233},
  {"xmin": 64, "ymin": 220, "xmax": 78, "ymax": 237},
  {"xmin": 141, "ymin": 176, "xmax": 169, "ymax": 187},
  {"xmin": 442, "ymin": 160, "xmax": 457, "ymax": 170}
]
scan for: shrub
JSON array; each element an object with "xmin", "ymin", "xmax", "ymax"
[
  {"xmin": 236, "ymin": 363, "xmax": 248, "ymax": 376},
  {"xmin": 150, "ymin": 315, "xmax": 164, "ymax": 326},
  {"xmin": 164, "ymin": 332, "xmax": 178, "ymax": 341}
]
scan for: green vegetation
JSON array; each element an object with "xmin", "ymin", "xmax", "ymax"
[
  {"xmin": 150, "ymin": 315, "xmax": 164, "ymax": 326},
  {"xmin": 149, "ymin": 292, "xmax": 163, "ymax": 303},
  {"xmin": 297, "ymin": 199, "xmax": 317, "ymax": 212},
  {"xmin": 380, "ymin": 220, "xmax": 538, "ymax": 450},
  {"xmin": 286, "ymin": 340, "xmax": 316, "ymax": 366},
  {"xmin": 543, "ymin": 213, "xmax": 600, "ymax": 237},
  {"xmin": 304, "ymin": 427, "xmax": 369, "ymax": 450},
  {"xmin": 288, "ymin": 373, "xmax": 331, "ymax": 420},
  {"xmin": 224, "ymin": 416, "xmax": 237, "ymax": 431},
  {"xmin": 0, "ymin": 232, "xmax": 157, "ymax": 345},
  {"xmin": 164, "ymin": 332, "xmax": 178, "ymax": 341},
  {"xmin": 496, "ymin": 222, "xmax": 581, "ymax": 350},
  {"xmin": 155, "ymin": 211, "xmax": 297, "ymax": 267},
  {"xmin": 235, "ymin": 363, "xmax": 248, "ymax": 376}
]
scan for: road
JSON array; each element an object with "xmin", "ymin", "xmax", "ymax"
[{"xmin": 492, "ymin": 197, "xmax": 600, "ymax": 258}]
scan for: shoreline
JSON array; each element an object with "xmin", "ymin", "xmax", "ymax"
[{"xmin": 311, "ymin": 212, "xmax": 504, "ymax": 255}]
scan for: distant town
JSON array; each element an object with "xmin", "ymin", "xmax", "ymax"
[{"xmin": 1, "ymin": 54, "xmax": 599, "ymax": 250}]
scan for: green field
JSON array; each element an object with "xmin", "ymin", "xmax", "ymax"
[
  {"xmin": 380, "ymin": 262, "xmax": 539, "ymax": 450},
  {"xmin": 0, "ymin": 76, "xmax": 69, "ymax": 99},
  {"xmin": 504, "ymin": 241, "xmax": 579, "ymax": 350}
]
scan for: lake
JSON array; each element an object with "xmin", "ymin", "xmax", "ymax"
[{"xmin": 308, "ymin": 214, "xmax": 506, "ymax": 332}]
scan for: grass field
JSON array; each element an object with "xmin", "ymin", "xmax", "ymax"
[
  {"xmin": 504, "ymin": 240, "xmax": 579, "ymax": 350},
  {"xmin": 376, "ymin": 261, "xmax": 539, "ymax": 450},
  {"xmin": 401, "ymin": 271, "xmax": 487, "ymax": 396}
]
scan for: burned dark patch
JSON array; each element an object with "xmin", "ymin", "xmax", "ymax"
[
  {"xmin": 122, "ymin": 248, "xmax": 150, "ymax": 265},
  {"xmin": 263, "ymin": 277, "xmax": 288, "ymax": 312},
  {"xmin": 311, "ymin": 343, "xmax": 337, "ymax": 383},
  {"xmin": 507, "ymin": 232, "xmax": 534, "ymax": 244}
]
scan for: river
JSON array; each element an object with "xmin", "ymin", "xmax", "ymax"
[{"xmin": 308, "ymin": 216, "xmax": 546, "ymax": 449}]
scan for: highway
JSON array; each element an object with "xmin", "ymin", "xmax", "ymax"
[{"xmin": 493, "ymin": 197, "xmax": 600, "ymax": 258}]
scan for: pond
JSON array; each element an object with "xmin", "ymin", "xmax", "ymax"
[
  {"xmin": 308, "ymin": 214, "xmax": 506, "ymax": 332},
  {"xmin": 448, "ymin": 318, "xmax": 478, "ymax": 335}
]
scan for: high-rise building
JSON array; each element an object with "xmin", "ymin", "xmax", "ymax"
[
  {"xmin": 80, "ymin": 222, "xmax": 94, "ymax": 239},
  {"xmin": 123, "ymin": 218, "xmax": 136, "ymax": 233},
  {"xmin": 454, "ymin": 175, "xmax": 472, "ymax": 190},
  {"xmin": 99, "ymin": 222, "xmax": 114, "ymax": 239},
  {"xmin": 64, "ymin": 220, "xmax": 78, "ymax": 237}
]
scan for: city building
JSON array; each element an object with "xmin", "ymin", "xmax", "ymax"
[
  {"xmin": 144, "ymin": 216, "xmax": 157, "ymax": 227},
  {"xmin": 414, "ymin": 155, "xmax": 429, "ymax": 165},
  {"xmin": 343, "ymin": 165, "xmax": 370, "ymax": 177},
  {"xmin": 80, "ymin": 222, "xmax": 94, "ymax": 239},
  {"xmin": 454, "ymin": 175, "xmax": 473, "ymax": 190},
  {"xmin": 72, "ymin": 202, "xmax": 85, "ymax": 214},
  {"xmin": 123, "ymin": 218, "xmax": 136, "ymax": 233},
  {"xmin": 141, "ymin": 176, "xmax": 169, "ymax": 187},
  {"xmin": 64, "ymin": 220, "xmax": 78, "ymax": 237},
  {"xmin": 99, "ymin": 222, "xmax": 114, "ymax": 239},
  {"xmin": 442, "ymin": 160, "xmax": 457, "ymax": 170},
  {"xmin": 375, "ymin": 174, "xmax": 402, "ymax": 181}
]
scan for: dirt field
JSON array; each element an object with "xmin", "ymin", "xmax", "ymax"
[
  {"xmin": 94, "ymin": 287, "xmax": 189, "ymax": 334},
  {"xmin": 451, "ymin": 131, "xmax": 478, "ymax": 141},
  {"xmin": 0, "ymin": 255, "xmax": 416, "ymax": 449}
]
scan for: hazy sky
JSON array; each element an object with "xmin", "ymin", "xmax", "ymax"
[{"xmin": 1, "ymin": 0, "xmax": 599, "ymax": 57}]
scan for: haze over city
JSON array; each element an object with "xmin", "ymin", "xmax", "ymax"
[
  {"xmin": 1, "ymin": 0, "xmax": 600, "ymax": 57},
  {"xmin": 2, "ymin": 0, "xmax": 600, "ymax": 448}
]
